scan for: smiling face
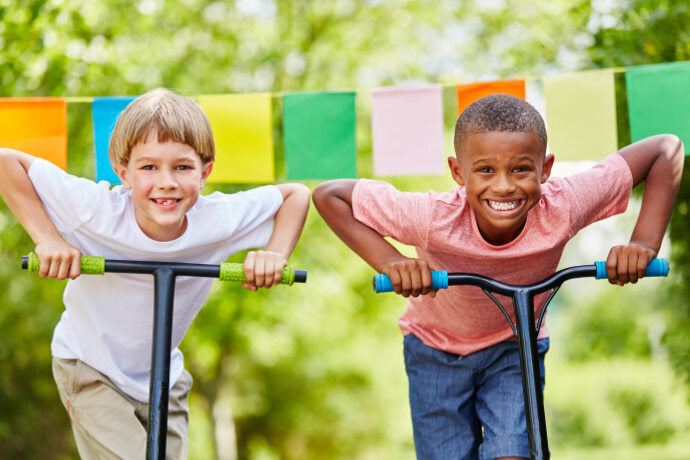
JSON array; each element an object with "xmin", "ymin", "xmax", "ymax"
[
  {"xmin": 449, "ymin": 130, "xmax": 553, "ymax": 246},
  {"xmin": 114, "ymin": 134, "xmax": 213, "ymax": 241}
]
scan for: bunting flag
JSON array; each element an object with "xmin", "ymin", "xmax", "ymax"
[
  {"xmin": 0, "ymin": 98, "xmax": 67, "ymax": 170},
  {"xmin": 283, "ymin": 91, "xmax": 357, "ymax": 180},
  {"xmin": 543, "ymin": 69, "xmax": 618, "ymax": 162},
  {"xmin": 198, "ymin": 94, "xmax": 274, "ymax": 183},
  {"xmin": 626, "ymin": 61, "xmax": 690, "ymax": 151},
  {"xmin": 92, "ymin": 96, "xmax": 136, "ymax": 183},
  {"xmin": 371, "ymin": 85, "xmax": 445, "ymax": 176},
  {"xmin": 456, "ymin": 79, "xmax": 526, "ymax": 115}
]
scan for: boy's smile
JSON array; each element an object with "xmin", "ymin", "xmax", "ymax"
[
  {"xmin": 449, "ymin": 131, "xmax": 553, "ymax": 246},
  {"xmin": 114, "ymin": 135, "xmax": 213, "ymax": 241}
]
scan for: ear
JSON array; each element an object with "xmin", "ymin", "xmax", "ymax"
[
  {"xmin": 448, "ymin": 156, "xmax": 465, "ymax": 186},
  {"xmin": 200, "ymin": 162, "xmax": 213, "ymax": 186},
  {"xmin": 541, "ymin": 154, "xmax": 554, "ymax": 183},
  {"xmin": 113, "ymin": 163, "xmax": 132, "ymax": 189}
]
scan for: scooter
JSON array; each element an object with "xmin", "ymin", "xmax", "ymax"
[
  {"xmin": 373, "ymin": 258, "xmax": 669, "ymax": 460},
  {"xmin": 22, "ymin": 252, "xmax": 307, "ymax": 460}
]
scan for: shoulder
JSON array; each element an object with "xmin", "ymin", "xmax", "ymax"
[{"xmin": 192, "ymin": 185, "xmax": 283, "ymax": 217}]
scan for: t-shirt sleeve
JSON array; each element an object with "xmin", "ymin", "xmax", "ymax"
[
  {"xmin": 212, "ymin": 185, "xmax": 284, "ymax": 249},
  {"xmin": 351, "ymin": 179, "xmax": 430, "ymax": 247},
  {"xmin": 561, "ymin": 153, "xmax": 633, "ymax": 236},
  {"xmin": 27, "ymin": 158, "xmax": 108, "ymax": 234}
]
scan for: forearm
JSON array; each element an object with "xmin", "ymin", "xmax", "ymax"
[
  {"xmin": 265, "ymin": 184, "xmax": 310, "ymax": 259},
  {"xmin": 627, "ymin": 135, "xmax": 684, "ymax": 253},
  {"xmin": 313, "ymin": 181, "xmax": 406, "ymax": 272},
  {"xmin": 0, "ymin": 149, "xmax": 63, "ymax": 245}
]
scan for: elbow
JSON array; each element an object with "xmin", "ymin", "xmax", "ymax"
[
  {"xmin": 659, "ymin": 134, "xmax": 684, "ymax": 180},
  {"xmin": 312, "ymin": 180, "xmax": 349, "ymax": 212}
]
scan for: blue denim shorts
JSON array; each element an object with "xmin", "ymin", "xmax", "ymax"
[{"xmin": 403, "ymin": 334, "xmax": 549, "ymax": 460}]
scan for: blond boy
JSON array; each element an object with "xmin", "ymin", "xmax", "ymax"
[{"xmin": 0, "ymin": 88, "xmax": 310, "ymax": 459}]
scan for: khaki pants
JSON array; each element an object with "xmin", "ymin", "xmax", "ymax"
[{"xmin": 53, "ymin": 357, "xmax": 192, "ymax": 460}]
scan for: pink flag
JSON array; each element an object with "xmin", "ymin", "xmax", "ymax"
[{"xmin": 371, "ymin": 85, "xmax": 446, "ymax": 176}]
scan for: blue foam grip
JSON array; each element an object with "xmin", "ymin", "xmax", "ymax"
[
  {"xmin": 595, "ymin": 258, "xmax": 669, "ymax": 280},
  {"xmin": 373, "ymin": 270, "xmax": 449, "ymax": 293}
]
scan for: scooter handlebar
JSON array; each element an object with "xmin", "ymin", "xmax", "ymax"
[
  {"xmin": 594, "ymin": 257, "xmax": 669, "ymax": 279},
  {"xmin": 21, "ymin": 252, "xmax": 307, "ymax": 285},
  {"xmin": 373, "ymin": 258, "xmax": 669, "ymax": 293}
]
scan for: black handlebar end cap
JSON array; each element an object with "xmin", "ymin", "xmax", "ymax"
[{"xmin": 294, "ymin": 270, "xmax": 307, "ymax": 283}]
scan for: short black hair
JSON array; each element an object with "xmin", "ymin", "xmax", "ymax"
[{"xmin": 454, "ymin": 94, "xmax": 547, "ymax": 153}]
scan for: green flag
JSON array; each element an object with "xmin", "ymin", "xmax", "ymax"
[
  {"xmin": 283, "ymin": 91, "xmax": 357, "ymax": 179},
  {"xmin": 626, "ymin": 61, "xmax": 690, "ymax": 151}
]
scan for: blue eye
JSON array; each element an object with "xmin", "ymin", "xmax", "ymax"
[{"xmin": 141, "ymin": 165, "xmax": 155, "ymax": 170}]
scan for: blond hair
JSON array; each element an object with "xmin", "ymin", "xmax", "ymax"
[{"xmin": 109, "ymin": 88, "xmax": 215, "ymax": 166}]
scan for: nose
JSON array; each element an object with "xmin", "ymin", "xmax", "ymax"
[
  {"xmin": 492, "ymin": 172, "xmax": 516, "ymax": 195},
  {"xmin": 156, "ymin": 168, "xmax": 178, "ymax": 189}
]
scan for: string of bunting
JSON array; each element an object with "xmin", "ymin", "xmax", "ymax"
[{"xmin": 1, "ymin": 61, "xmax": 688, "ymax": 184}]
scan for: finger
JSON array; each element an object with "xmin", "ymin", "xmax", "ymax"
[
  {"xmin": 420, "ymin": 266, "xmax": 432, "ymax": 296},
  {"xmin": 617, "ymin": 250, "xmax": 630, "ymax": 285},
  {"xmin": 241, "ymin": 281, "xmax": 257, "ymax": 291},
  {"xmin": 263, "ymin": 256, "xmax": 274, "ymax": 288},
  {"xmin": 57, "ymin": 258, "xmax": 70, "ymax": 280},
  {"xmin": 606, "ymin": 249, "xmax": 619, "ymax": 285},
  {"xmin": 254, "ymin": 252, "xmax": 266, "ymax": 288},
  {"xmin": 409, "ymin": 267, "xmax": 422, "ymax": 297},
  {"xmin": 68, "ymin": 253, "xmax": 81, "ymax": 279},
  {"xmin": 47, "ymin": 257, "xmax": 60, "ymax": 279},
  {"xmin": 388, "ymin": 270, "xmax": 403, "ymax": 295},
  {"xmin": 272, "ymin": 257, "xmax": 285, "ymax": 287},
  {"xmin": 244, "ymin": 252, "xmax": 256, "ymax": 286},
  {"xmin": 627, "ymin": 251, "xmax": 639, "ymax": 284},
  {"xmin": 637, "ymin": 252, "xmax": 649, "ymax": 281},
  {"xmin": 399, "ymin": 269, "xmax": 412, "ymax": 298}
]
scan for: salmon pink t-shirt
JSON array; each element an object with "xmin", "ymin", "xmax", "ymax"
[{"xmin": 352, "ymin": 153, "xmax": 633, "ymax": 356}]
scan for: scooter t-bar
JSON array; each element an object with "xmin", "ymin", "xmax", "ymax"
[
  {"xmin": 373, "ymin": 258, "xmax": 668, "ymax": 460},
  {"xmin": 22, "ymin": 252, "xmax": 307, "ymax": 460}
]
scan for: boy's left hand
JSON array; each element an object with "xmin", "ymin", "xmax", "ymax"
[
  {"xmin": 242, "ymin": 250, "xmax": 288, "ymax": 291},
  {"xmin": 605, "ymin": 242, "xmax": 657, "ymax": 285}
]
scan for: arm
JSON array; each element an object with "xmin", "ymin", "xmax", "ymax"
[
  {"xmin": 606, "ymin": 134, "xmax": 684, "ymax": 285},
  {"xmin": 0, "ymin": 148, "xmax": 81, "ymax": 279},
  {"xmin": 242, "ymin": 183, "xmax": 310, "ymax": 290},
  {"xmin": 312, "ymin": 179, "xmax": 435, "ymax": 298}
]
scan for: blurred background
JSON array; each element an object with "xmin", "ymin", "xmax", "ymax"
[{"xmin": 0, "ymin": 0, "xmax": 689, "ymax": 458}]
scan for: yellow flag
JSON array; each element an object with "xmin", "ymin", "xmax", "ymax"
[
  {"xmin": 198, "ymin": 94, "xmax": 274, "ymax": 183},
  {"xmin": 543, "ymin": 69, "xmax": 618, "ymax": 162}
]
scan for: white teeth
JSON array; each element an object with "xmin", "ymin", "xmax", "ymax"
[
  {"xmin": 489, "ymin": 200, "xmax": 519, "ymax": 211},
  {"xmin": 156, "ymin": 199, "xmax": 178, "ymax": 205}
]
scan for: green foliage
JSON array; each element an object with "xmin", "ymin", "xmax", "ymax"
[
  {"xmin": 1, "ymin": 0, "xmax": 690, "ymax": 458},
  {"xmin": 580, "ymin": 0, "xmax": 690, "ymax": 392},
  {"xmin": 563, "ymin": 288, "xmax": 653, "ymax": 362},
  {"xmin": 609, "ymin": 386, "xmax": 675, "ymax": 444}
]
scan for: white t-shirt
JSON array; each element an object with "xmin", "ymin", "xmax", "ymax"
[{"xmin": 29, "ymin": 158, "xmax": 283, "ymax": 401}]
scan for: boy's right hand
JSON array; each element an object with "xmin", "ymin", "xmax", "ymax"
[
  {"xmin": 34, "ymin": 239, "xmax": 82, "ymax": 280},
  {"xmin": 380, "ymin": 257, "xmax": 437, "ymax": 298}
]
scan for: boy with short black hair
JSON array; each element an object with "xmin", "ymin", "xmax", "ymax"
[
  {"xmin": 0, "ymin": 88, "xmax": 310, "ymax": 459},
  {"xmin": 313, "ymin": 94, "xmax": 683, "ymax": 459}
]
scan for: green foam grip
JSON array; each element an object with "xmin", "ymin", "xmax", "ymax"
[
  {"xmin": 219, "ymin": 262, "xmax": 295, "ymax": 285},
  {"xmin": 25, "ymin": 252, "xmax": 105, "ymax": 275}
]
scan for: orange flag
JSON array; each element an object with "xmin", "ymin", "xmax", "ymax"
[
  {"xmin": 456, "ymin": 79, "xmax": 526, "ymax": 116},
  {"xmin": 0, "ymin": 98, "xmax": 68, "ymax": 170}
]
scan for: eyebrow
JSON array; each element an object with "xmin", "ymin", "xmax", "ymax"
[{"xmin": 132, "ymin": 156, "xmax": 197, "ymax": 164}]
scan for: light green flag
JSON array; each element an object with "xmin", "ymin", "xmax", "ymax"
[
  {"xmin": 627, "ymin": 61, "xmax": 690, "ymax": 151},
  {"xmin": 283, "ymin": 91, "xmax": 357, "ymax": 180},
  {"xmin": 543, "ymin": 69, "xmax": 618, "ymax": 162}
]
